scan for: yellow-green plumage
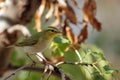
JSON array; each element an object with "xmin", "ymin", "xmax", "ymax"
[{"xmin": 15, "ymin": 27, "xmax": 60, "ymax": 53}]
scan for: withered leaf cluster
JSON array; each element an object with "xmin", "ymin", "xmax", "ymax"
[
  {"xmin": 82, "ymin": 0, "xmax": 101, "ymax": 31},
  {"xmin": 34, "ymin": 0, "xmax": 101, "ymax": 44}
]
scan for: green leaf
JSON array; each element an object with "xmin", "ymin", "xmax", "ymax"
[
  {"xmin": 92, "ymin": 71, "xmax": 105, "ymax": 80},
  {"xmin": 53, "ymin": 35, "xmax": 69, "ymax": 44},
  {"xmin": 15, "ymin": 71, "xmax": 40, "ymax": 80},
  {"xmin": 103, "ymin": 65, "xmax": 117, "ymax": 74},
  {"xmin": 91, "ymin": 52, "xmax": 103, "ymax": 59},
  {"xmin": 51, "ymin": 36, "xmax": 70, "ymax": 56}
]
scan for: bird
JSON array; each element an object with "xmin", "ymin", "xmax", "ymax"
[
  {"xmin": 14, "ymin": 26, "xmax": 61, "ymax": 53},
  {"xmin": 4, "ymin": 27, "xmax": 61, "ymax": 80}
]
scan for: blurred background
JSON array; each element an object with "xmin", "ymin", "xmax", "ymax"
[
  {"xmin": 87, "ymin": 0, "xmax": 120, "ymax": 69},
  {"xmin": 0, "ymin": 0, "xmax": 120, "ymax": 80},
  {"xmin": 68, "ymin": 0, "xmax": 120, "ymax": 69}
]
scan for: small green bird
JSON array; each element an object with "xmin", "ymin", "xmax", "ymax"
[{"xmin": 15, "ymin": 26, "xmax": 61, "ymax": 53}]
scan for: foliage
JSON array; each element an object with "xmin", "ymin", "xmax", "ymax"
[
  {"xmin": 52, "ymin": 36, "xmax": 117, "ymax": 80},
  {"xmin": 10, "ymin": 36, "xmax": 118, "ymax": 80}
]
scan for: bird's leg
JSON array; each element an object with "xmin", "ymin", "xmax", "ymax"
[
  {"xmin": 41, "ymin": 63, "xmax": 54, "ymax": 80},
  {"xmin": 36, "ymin": 52, "xmax": 54, "ymax": 80},
  {"xmin": 36, "ymin": 52, "xmax": 48, "ymax": 79},
  {"xmin": 46, "ymin": 67, "xmax": 53, "ymax": 80},
  {"xmin": 36, "ymin": 52, "xmax": 47, "ymax": 62},
  {"xmin": 26, "ymin": 53, "xmax": 36, "ymax": 64},
  {"xmin": 40, "ymin": 64, "xmax": 49, "ymax": 80}
]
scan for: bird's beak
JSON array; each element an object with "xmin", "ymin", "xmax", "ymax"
[{"xmin": 57, "ymin": 30, "xmax": 61, "ymax": 34}]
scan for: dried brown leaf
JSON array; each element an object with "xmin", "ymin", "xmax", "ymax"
[
  {"xmin": 58, "ymin": 0, "xmax": 77, "ymax": 24},
  {"xmin": 34, "ymin": 0, "xmax": 46, "ymax": 32},
  {"xmin": 65, "ymin": 1, "xmax": 77, "ymax": 24},
  {"xmin": 82, "ymin": 0, "xmax": 101, "ymax": 31},
  {"xmin": 65, "ymin": 4, "xmax": 77, "ymax": 24},
  {"xmin": 66, "ymin": 26, "xmax": 75, "ymax": 44},
  {"xmin": 89, "ymin": 17, "xmax": 101, "ymax": 31},
  {"xmin": 71, "ymin": 0, "xmax": 79, "ymax": 8},
  {"xmin": 48, "ymin": 56, "xmax": 64, "ymax": 63},
  {"xmin": 62, "ymin": 20, "xmax": 75, "ymax": 44},
  {"xmin": 34, "ymin": 10, "xmax": 42, "ymax": 32},
  {"xmin": 51, "ymin": 5, "xmax": 61, "ymax": 26},
  {"xmin": 78, "ymin": 23, "xmax": 88, "ymax": 44},
  {"xmin": 45, "ymin": 2, "xmax": 54, "ymax": 21},
  {"xmin": 38, "ymin": 0, "xmax": 46, "ymax": 17},
  {"xmin": 62, "ymin": 24, "xmax": 66, "ymax": 36},
  {"xmin": 57, "ymin": 0, "xmax": 67, "ymax": 7}
]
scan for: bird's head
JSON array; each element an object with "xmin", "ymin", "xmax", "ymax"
[{"xmin": 44, "ymin": 27, "xmax": 61, "ymax": 40}]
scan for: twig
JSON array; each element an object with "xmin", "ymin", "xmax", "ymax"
[
  {"xmin": 59, "ymin": 68, "xmax": 66, "ymax": 80},
  {"xmin": 56, "ymin": 61, "xmax": 93, "ymax": 67},
  {"xmin": 53, "ymin": 66, "xmax": 66, "ymax": 80},
  {"xmin": 4, "ymin": 63, "xmax": 34, "ymax": 80}
]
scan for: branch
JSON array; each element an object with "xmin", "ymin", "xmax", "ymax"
[
  {"xmin": 3, "ymin": 60, "xmax": 101, "ymax": 80},
  {"xmin": 4, "ymin": 60, "xmax": 99, "ymax": 80},
  {"xmin": 4, "ymin": 62, "xmax": 72, "ymax": 80},
  {"xmin": 56, "ymin": 61, "xmax": 93, "ymax": 67},
  {"xmin": 4, "ymin": 63, "xmax": 34, "ymax": 80}
]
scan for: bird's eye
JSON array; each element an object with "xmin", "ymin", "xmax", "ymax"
[{"xmin": 51, "ymin": 30, "xmax": 55, "ymax": 32}]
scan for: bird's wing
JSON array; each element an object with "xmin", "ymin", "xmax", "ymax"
[{"xmin": 15, "ymin": 32, "xmax": 42, "ymax": 46}]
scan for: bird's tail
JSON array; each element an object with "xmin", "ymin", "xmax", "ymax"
[{"xmin": 4, "ymin": 45, "xmax": 15, "ymax": 48}]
